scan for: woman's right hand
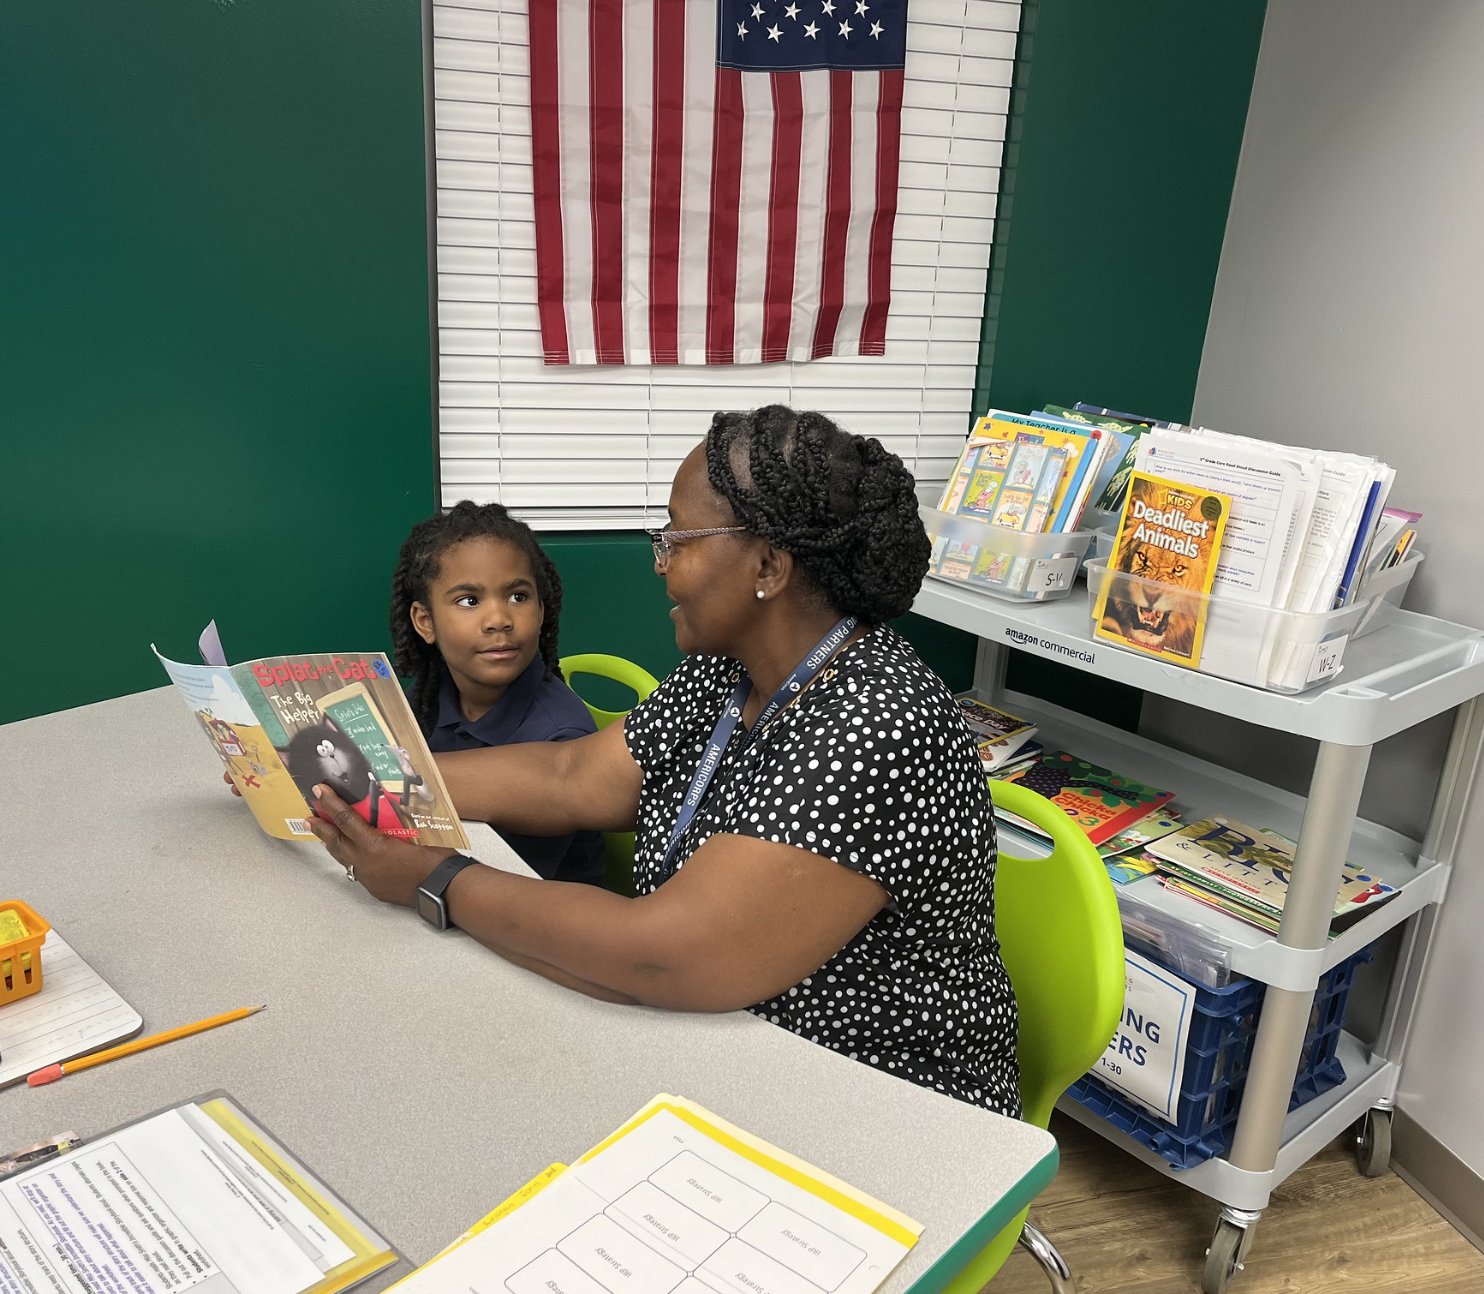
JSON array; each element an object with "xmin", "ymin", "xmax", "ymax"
[{"xmin": 223, "ymin": 771, "xmax": 242, "ymax": 798}]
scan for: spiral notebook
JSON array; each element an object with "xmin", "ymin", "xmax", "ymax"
[{"xmin": 0, "ymin": 930, "xmax": 142, "ymax": 1088}]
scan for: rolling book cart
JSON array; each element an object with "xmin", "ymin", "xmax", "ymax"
[{"xmin": 912, "ymin": 577, "xmax": 1484, "ymax": 1293}]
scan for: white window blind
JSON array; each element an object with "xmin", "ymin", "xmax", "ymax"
[{"xmin": 432, "ymin": 0, "xmax": 1019, "ymax": 529}]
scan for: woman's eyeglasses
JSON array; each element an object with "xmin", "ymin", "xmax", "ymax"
[{"xmin": 647, "ymin": 525, "xmax": 747, "ymax": 569}]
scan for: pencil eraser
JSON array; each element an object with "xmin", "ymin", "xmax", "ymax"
[{"xmin": 27, "ymin": 1064, "xmax": 64, "ymax": 1087}]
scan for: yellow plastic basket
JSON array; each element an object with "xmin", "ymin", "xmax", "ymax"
[{"xmin": 0, "ymin": 900, "xmax": 51, "ymax": 1006}]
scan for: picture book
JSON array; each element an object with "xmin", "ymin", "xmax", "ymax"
[
  {"xmin": 1093, "ymin": 471, "xmax": 1231, "ymax": 668},
  {"xmin": 998, "ymin": 750, "xmax": 1176, "ymax": 847},
  {"xmin": 954, "ymin": 696, "xmax": 1037, "ymax": 769},
  {"xmin": 956, "ymin": 437, "xmax": 1020, "ymax": 519},
  {"xmin": 979, "ymin": 411, "xmax": 1101, "ymax": 532},
  {"xmin": 155, "ymin": 645, "xmax": 470, "ymax": 849},
  {"xmin": 1146, "ymin": 816, "xmax": 1398, "ymax": 932},
  {"xmin": 1105, "ymin": 852, "xmax": 1160, "ymax": 885},
  {"xmin": 1096, "ymin": 808, "xmax": 1184, "ymax": 859},
  {"xmin": 1093, "ymin": 434, "xmax": 1143, "ymax": 513}
]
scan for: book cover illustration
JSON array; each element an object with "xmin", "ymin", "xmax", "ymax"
[
  {"xmin": 1093, "ymin": 471, "xmax": 1232, "ymax": 668},
  {"xmin": 156, "ymin": 647, "xmax": 470, "ymax": 849},
  {"xmin": 1146, "ymin": 816, "xmax": 1397, "ymax": 930},
  {"xmin": 979, "ymin": 413, "xmax": 1099, "ymax": 532},
  {"xmin": 1000, "ymin": 750, "xmax": 1176, "ymax": 847},
  {"xmin": 954, "ymin": 697, "xmax": 1037, "ymax": 769}
]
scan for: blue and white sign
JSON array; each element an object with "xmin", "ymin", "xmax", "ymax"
[{"xmin": 1093, "ymin": 949, "xmax": 1194, "ymax": 1121}]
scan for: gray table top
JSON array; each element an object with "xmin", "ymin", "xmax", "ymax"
[{"xmin": 0, "ymin": 687, "xmax": 1055, "ymax": 1293}]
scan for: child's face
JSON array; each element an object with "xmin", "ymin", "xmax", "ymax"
[{"xmin": 411, "ymin": 537, "xmax": 544, "ymax": 707}]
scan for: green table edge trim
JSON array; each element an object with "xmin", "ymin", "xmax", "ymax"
[{"xmin": 902, "ymin": 1142, "xmax": 1061, "ymax": 1294}]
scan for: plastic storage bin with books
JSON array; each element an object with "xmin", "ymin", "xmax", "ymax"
[
  {"xmin": 928, "ymin": 408, "xmax": 1123, "ymax": 604},
  {"xmin": 1084, "ymin": 421, "xmax": 1420, "ymax": 695},
  {"xmin": 1085, "ymin": 559, "xmax": 1378, "ymax": 694},
  {"xmin": 923, "ymin": 508, "xmax": 1094, "ymax": 604},
  {"xmin": 1066, "ymin": 909, "xmax": 1374, "ymax": 1170}
]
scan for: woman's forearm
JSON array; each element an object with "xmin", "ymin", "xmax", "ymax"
[
  {"xmin": 435, "ymin": 721, "xmax": 642, "ymax": 836},
  {"xmin": 443, "ymin": 863, "xmax": 721, "ymax": 1010}
]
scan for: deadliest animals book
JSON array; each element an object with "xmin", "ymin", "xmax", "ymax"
[
  {"xmin": 1093, "ymin": 471, "xmax": 1231, "ymax": 668},
  {"xmin": 155, "ymin": 646, "xmax": 470, "ymax": 849}
]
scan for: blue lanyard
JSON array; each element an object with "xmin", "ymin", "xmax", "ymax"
[{"xmin": 659, "ymin": 616, "xmax": 858, "ymax": 879}]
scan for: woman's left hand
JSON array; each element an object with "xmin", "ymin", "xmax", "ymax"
[{"xmin": 306, "ymin": 784, "xmax": 458, "ymax": 907}]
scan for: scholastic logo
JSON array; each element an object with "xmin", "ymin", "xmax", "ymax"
[{"xmin": 1005, "ymin": 628, "xmax": 1096, "ymax": 664}]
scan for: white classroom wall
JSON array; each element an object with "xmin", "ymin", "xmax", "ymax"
[{"xmin": 1188, "ymin": 0, "xmax": 1484, "ymax": 1183}]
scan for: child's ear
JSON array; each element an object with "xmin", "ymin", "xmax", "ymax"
[{"xmin": 410, "ymin": 600, "xmax": 436, "ymax": 645}]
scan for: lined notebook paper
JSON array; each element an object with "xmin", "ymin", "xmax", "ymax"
[{"xmin": 0, "ymin": 931, "xmax": 142, "ymax": 1088}]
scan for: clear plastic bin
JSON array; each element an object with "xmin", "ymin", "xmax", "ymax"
[
  {"xmin": 1351, "ymin": 549, "xmax": 1424, "ymax": 639},
  {"xmin": 1084, "ymin": 560, "xmax": 1376, "ymax": 693},
  {"xmin": 922, "ymin": 507, "xmax": 1093, "ymax": 604}
]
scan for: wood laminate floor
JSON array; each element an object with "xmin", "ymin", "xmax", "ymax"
[{"xmin": 985, "ymin": 1112, "xmax": 1484, "ymax": 1293}]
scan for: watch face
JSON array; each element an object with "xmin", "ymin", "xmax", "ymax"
[{"xmin": 415, "ymin": 887, "xmax": 447, "ymax": 930}]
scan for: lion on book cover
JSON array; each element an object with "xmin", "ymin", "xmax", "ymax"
[{"xmin": 1101, "ymin": 537, "xmax": 1201, "ymax": 660}]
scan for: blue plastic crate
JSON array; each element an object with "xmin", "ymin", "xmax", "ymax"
[{"xmin": 1065, "ymin": 943, "xmax": 1371, "ymax": 1169}]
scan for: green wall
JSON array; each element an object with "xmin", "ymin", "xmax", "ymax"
[
  {"xmin": 977, "ymin": 0, "xmax": 1268, "ymax": 723},
  {"xmin": 0, "ymin": 1, "xmax": 434, "ymax": 724},
  {"xmin": 3, "ymin": 0, "xmax": 1264, "ymax": 724}
]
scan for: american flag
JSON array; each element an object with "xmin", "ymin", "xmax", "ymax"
[{"xmin": 527, "ymin": 0, "xmax": 909, "ymax": 365}]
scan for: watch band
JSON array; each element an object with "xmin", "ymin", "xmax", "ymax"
[{"xmin": 414, "ymin": 854, "xmax": 481, "ymax": 931}]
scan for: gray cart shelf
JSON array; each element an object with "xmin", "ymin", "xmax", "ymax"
[{"xmin": 911, "ymin": 577, "xmax": 1484, "ymax": 1293}]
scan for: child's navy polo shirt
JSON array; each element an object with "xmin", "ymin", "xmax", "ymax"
[{"xmin": 427, "ymin": 658, "xmax": 607, "ymax": 886}]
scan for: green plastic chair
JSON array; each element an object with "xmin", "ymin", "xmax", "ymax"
[
  {"xmin": 940, "ymin": 778, "xmax": 1125, "ymax": 1293},
  {"xmin": 559, "ymin": 653, "xmax": 660, "ymax": 896}
]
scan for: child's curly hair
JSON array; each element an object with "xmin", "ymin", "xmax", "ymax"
[{"xmin": 390, "ymin": 501, "xmax": 564, "ymax": 733}]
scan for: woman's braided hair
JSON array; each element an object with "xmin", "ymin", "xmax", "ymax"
[
  {"xmin": 704, "ymin": 405, "xmax": 930, "ymax": 623},
  {"xmin": 390, "ymin": 501, "xmax": 565, "ymax": 734}
]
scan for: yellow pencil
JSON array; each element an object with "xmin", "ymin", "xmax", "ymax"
[{"xmin": 26, "ymin": 1005, "xmax": 265, "ymax": 1087}]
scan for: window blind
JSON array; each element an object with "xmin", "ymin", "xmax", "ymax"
[{"xmin": 431, "ymin": 0, "xmax": 1018, "ymax": 529}]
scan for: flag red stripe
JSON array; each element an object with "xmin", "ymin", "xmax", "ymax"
[
  {"xmin": 648, "ymin": 0, "xmax": 686, "ymax": 365},
  {"xmin": 761, "ymin": 72, "xmax": 804, "ymax": 365},
  {"xmin": 810, "ymin": 70, "xmax": 854, "ymax": 360},
  {"xmin": 860, "ymin": 69, "xmax": 903, "ymax": 355},
  {"xmin": 528, "ymin": 0, "xmax": 569, "ymax": 364},
  {"xmin": 705, "ymin": 67, "xmax": 745, "ymax": 365},
  {"xmin": 588, "ymin": 0, "xmax": 626, "ymax": 363}
]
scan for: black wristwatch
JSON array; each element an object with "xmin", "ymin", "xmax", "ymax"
[{"xmin": 415, "ymin": 854, "xmax": 482, "ymax": 930}]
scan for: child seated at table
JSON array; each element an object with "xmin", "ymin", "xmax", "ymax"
[{"xmin": 389, "ymin": 501, "xmax": 606, "ymax": 885}]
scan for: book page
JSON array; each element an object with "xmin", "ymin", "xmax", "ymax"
[
  {"xmin": 0, "ymin": 1099, "xmax": 395, "ymax": 1294},
  {"xmin": 396, "ymin": 1097, "xmax": 920, "ymax": 1294}
]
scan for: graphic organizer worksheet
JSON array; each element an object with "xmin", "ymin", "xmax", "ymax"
[{"xmin": 398, "ymin": 1099, "xmax": 920, "ymax": 1294}]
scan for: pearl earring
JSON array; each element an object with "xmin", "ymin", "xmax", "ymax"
[{"xmin": 756, "ymin": 590, "xmax": 766, "ymax": 600}]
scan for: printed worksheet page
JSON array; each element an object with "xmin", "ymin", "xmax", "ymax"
[
  {"xmin": 0, "ymin": 1098, "xmax": 395, "ymax": 1294},
  {"xmin": 397, "ymin": 1099, "xmax": 920, "ymax": 1294}
]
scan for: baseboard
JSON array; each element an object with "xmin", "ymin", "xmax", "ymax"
[{"xmin": 1393, "ymin": 1108, "xmax": 1484, "ymax": 1255}]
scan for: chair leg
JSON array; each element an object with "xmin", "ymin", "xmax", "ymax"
[{"xmin": 1017, "ymin": 1220, "xmax": 1072, "ymax": 1293}]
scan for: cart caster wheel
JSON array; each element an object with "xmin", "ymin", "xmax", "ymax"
[
  {"xmin": 1202, "ymin": 1218, "xmax": 1251, "ymax": 1294},
  {"xmin": 1356, "ymin": 1107, "xmax": 1393, "ymax": 1177}
]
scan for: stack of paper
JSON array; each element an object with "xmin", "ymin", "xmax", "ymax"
[
  {"xmin": 1128, "ymin": 425, "xmax": 1396, "ymax": 688},
  {"xmin": 394, "ymin": 1096, "xmax": 922, "ymax": 1294}
]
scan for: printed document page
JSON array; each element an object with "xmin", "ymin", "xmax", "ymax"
[
  {"xmin": 1137, "ymin": 432, "xmax": 1304, "ymax": 683},
  {"xmin": 396, "ymin": 1097, "xmax": 921, "ymax": 1294},
  {"xmin": 0, "ymin": 1097, "xmax": 396, "ymax": 1294}
]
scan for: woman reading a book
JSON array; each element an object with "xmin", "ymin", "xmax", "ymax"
[{"xmin": 309, "ymin": 406, "xmax": 1021, "ymax": 1116}]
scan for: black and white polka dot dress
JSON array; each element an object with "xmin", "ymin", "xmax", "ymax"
[{"xmin": 624, "ymin": 626, "xmax": 1021, "ymax": 1117}]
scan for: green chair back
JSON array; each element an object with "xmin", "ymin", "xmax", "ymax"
[
  {"xmin": 941, "ymin": 777, "xmax": 1125, "ymax": 1292},
  {"xmin": 559, "ymin": 653, "xmax": 660, "ymax": 896}
]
